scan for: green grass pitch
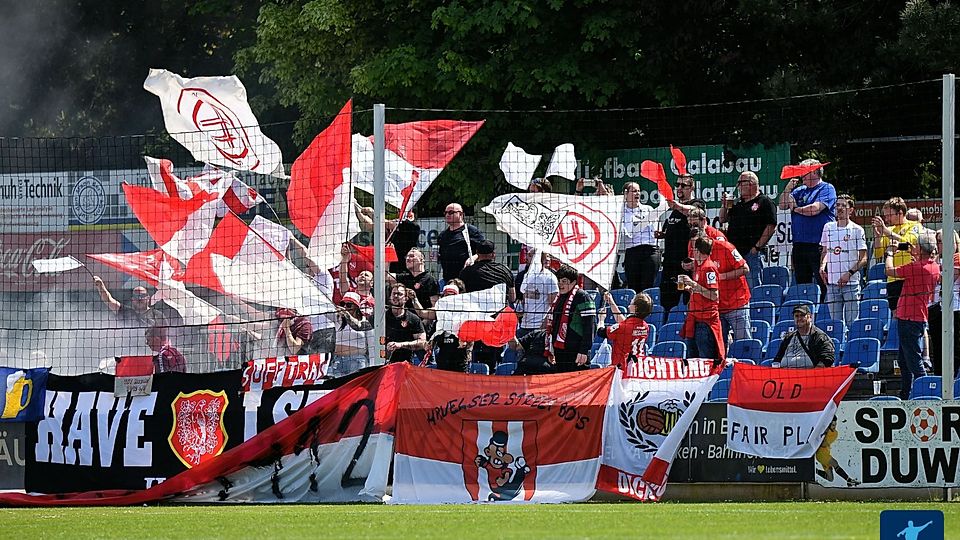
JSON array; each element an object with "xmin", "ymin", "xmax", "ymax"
[{"xmin": 2, "ymin": 502, "xmax": 957, "ymax": 539}]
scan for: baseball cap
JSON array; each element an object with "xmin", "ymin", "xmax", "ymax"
[
  {"xmin": 473, "ymin": 239, "xmax": 495, "ymax": 255},
  {"xmin": 792, "ymin": 304, "xmax": 811, "ymax": 315},
  {"xmin": 442, "ymin": 284, "xmax": 460, "ymax": 296},
  {"xmin": 341, "ymin": 292, "xmax": 362, "ymax": 307}
]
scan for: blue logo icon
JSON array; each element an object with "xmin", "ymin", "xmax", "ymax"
[{"xmin": 880, "ymin": 510, "xmax": 943, "ymax": 540}]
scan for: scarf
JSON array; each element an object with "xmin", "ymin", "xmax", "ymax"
[{"xmin": 546, "ymin": 285, "xmax": 580, "ymax": 352}]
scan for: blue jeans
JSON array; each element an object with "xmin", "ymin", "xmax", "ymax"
[
  {"xmin": 687, "ymin": 321, "xmax": 719, "ymax": 360},
  {"xmin": 720, "ymin": 306, "xmax": 752, "ymax": 347},
  {"xmin": 897, "ymin": 319, "xmax": 926, "ymax": 399},
  {"xmin": 744, "ymin": 251, "xmax": 762, "ymax": 290},
  {"xmin": 331, "ymin": 355, "xmax": 367, "ymax": 377},
  {"xmin": 826, "ymin": 282, "xmax": 860, "ymax": 330}
]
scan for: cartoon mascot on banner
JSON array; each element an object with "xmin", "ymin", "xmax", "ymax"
[{"xmin": 474, "ymin": 430, "xmax": 532, "ymax": 501}]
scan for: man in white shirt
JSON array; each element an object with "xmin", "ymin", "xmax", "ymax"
[
  {"xmin": 621, "ymin": 181, "xmax": 669, "ymax": 292},
  {"xmin": 819, "ymin": 195, "xmax": 867, "ymax": 328},
  {"xmin": 518, "ymin": 251, "xmax": 559, "ymax": 339}
]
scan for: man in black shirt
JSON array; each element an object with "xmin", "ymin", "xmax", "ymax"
[
  {"xmin": 458, "ymin": 240, "xmax": 517, "ymax": 304},
  {"xmin": 719, "ymin": 171, "xmax": 777, "ymax": 289},
  {"xmin": 658, "ymin": 175, "xmax": 706, "ymax": 313},
  {"xmin": 388, "ymin": 210, "xmax": 422, "ymax": 274},
  {"xmin": 437, "ymin": 202, "xmax": 485, "ymax": 281},
  {"xmin": 384, "ymin": 284, "xmax": 426, "ymax": 363}
]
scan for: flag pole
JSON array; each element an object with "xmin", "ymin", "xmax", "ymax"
[{"xmin": 373, "ymin": 104, "xmax": 387, "ymax": 366}]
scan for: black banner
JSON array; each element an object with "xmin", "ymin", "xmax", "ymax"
[
  {"xmin": 668, "ymin": 404, "xmax": 814, "ymax": 483},
  {"xmin": 0, "ymin": 422, "xmax": 25, "ymax": 489}
]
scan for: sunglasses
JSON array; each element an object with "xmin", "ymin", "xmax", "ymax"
[
  {"xmin": 444, "ymin": 210, "xmax": 462, "ymax": 215},
  {"xmin": 676, "ymin": 183, "xmax": 693, "ymax": 188}
]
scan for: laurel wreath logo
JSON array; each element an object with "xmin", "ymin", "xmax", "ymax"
[{"xmin": 618, "ymin": 389, "xmax": 696, "ymax": 453}]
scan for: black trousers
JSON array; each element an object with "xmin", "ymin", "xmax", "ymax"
[
  {"xmin": 623, "ymin": 244, "xmax": 660, "ymax": 293},
  {"xmin": 792, "ymin": 242, "xmax": 825, "ymax": 300},
  {"xmin": 927, "ymin": 304, "xmax": 960, "ymax": 377},
  {"xmin": 660, "ymin": 260, "xmax": 691, "ymax": 312}
]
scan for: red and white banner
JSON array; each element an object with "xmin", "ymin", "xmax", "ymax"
[
  {"xmin": 144, "ymin": 157, "xmax": 265, "ymax": 216},
  {"xmin": 597, "ymin": 358, "xmax": 718, "ymax": 501},
  {"xmin": 143, "ymin": 69, "xmax": 284, "ymax": 175},
  {"xmin": 482, "ymin": 193, "xmax": 624, "ymax": 288},
  {"xmin": 241, "ymin": 354, "xmax": 332, "ymax": 392},
  {"xmin": 392, "ymin": 367, "xmax": 614, "ymax": 503},
  {"xmin": 432, "ymin": 283, "xmax": 517, "ymax": 346},
  {"xmin": 122, "ymin": 183, "xmax": 220, "ymax": 264},
  {"xmin": 351, "ymin": 119, "xmax": 484, "ymax": 216},
  {"xmin": 726, "ymin": 364, "xmax": 856, "ymax": 459}
]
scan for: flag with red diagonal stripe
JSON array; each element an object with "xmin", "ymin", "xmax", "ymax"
[
  {"xmin": 726, "ymin": 364, "xmax": 855, "ymax": 458},
  {"xmin": 392, "ymin": 367, "xmax": 614, "ymax": 503}
]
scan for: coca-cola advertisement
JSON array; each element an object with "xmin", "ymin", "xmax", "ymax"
[{"xmin": 0, "ymin": 232, "xmax": 123, "ymax": 292}]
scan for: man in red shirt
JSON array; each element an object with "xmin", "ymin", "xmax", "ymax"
[
  {"xmin": 885, "ymin": 231, "xmax": 940, "ymax": 398},
  {"xmin": 694, "ymin": 231, "xmax": 752, "ymax": 346},
  {"xmin": 597, "ymin": 291, "xmax": 653, "ymax": 370},
  {"xmin": 678, "ymin": 237, "xmax": 725, "ymax": 365}
]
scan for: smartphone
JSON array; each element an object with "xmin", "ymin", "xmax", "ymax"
[
  {"xmin": 582, "ymin": 177, "xmax": 597, "ymax": 188},
  {"xmin": 897, "ymin": 242, "xmax": 911, "ymax": 251}
]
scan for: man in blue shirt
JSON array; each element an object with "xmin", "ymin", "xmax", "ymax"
[{"xmin": 779, "ymin": 159, "xmax": 836, "ymax": 294}]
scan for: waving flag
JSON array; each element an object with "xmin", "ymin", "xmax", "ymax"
[
  {"xmin": 640, "ymin": 160, "xmax": 674, "ymax": 201},
  {"xmin": 726, "ymin": 364, "xmax": 855, "ymax": 458},
  {"xmin": 670, "ymin": 145, "xmax": 688, "ymax": 176},
  {"xmin": 598, "ymin": 359, "xmax": 718, "ymax": 501},
  {"xmin": 87, "ymin": 249, "xmax": 183, "ymax": 286},
  {"xmin": 499, "ymin": 142, "xmax": 542, "ymax": 189},
  {"xmin": 458, "ymin": 308, "xmax": 519, "ymax": 347},
  {"xmin": 544, "ymin": 143, "xmax": 577, "ymax": 180},
  {"xmin": 143, "ymin": 69, "xmax": 283, "ymax": 175},
  {"xmin": 122, "ymin": 184, "xmax": 220, "ymax": 263},
  {"xmin": 482, "ymin": 193, "xmax": 624, "ymax": 289},
  {"xmin": 153, "ymin": 261, "xmax": 222, "ymax": 326},
  {"xmin": 289, "ymin": 100, "xmax": 358, "ymax": 272},
  {"xmin": 432, "ymin": 284, "xmax": 507, "ymax": 339},
  {"xmin": 351, "ymin": 119, "xmax": 484, "ymax": 216},
  {"xmin": 392, "ymin": 366, "xmax": 614, "ymax": 504},
  {"xmin": 780, "ymin": 161, "xmax": 831, "ymax": 180},
  {"xmin": 144, "ymin": 157, "xmax": 266, "ymax": 216}
]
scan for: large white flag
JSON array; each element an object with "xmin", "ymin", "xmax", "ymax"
[
  {"xmin": 143, "ymin": 69, "xmax": 283, "ymax": 176},
  {"xmin": 144, "ymin": 156, "xmax": 266, "ymax": 217},
  {"xmin": 482, "ymin": 193, "xmax": 624, "ymax": 288},
  {"xmin": 726, "ymin": 364, "xmax": 856, "ymax": 459},
  {"xmin": 544, "ymin": 143, "xmax": 577, "ymax": 180},
  {"xmin": 499, "ymin": 142, "xmax": 541, "ymax": 189}
]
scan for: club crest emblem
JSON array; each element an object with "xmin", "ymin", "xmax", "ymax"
[{"xmin": 168, "ymin": 389, "xmax": 229, "ymax": 468}]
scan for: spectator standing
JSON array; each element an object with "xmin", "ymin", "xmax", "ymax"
[
  {"xmin": 384, "ymin": 283, "xmax": 427, "ymax": 363},
  {"xmin": 659, "ymin": 174, "xmax": 705, "ymax": 314},
  {"xmin": 885, "ymin": 232, "xmax": 940, "ymax": 399},
  {"xmin": 331, "ymin": 292, "xmax": 375, "ymax": 376},
  {"xmin": 678, "ymin": 237, "xmax": 725, "ymax": 363},
  {"xmin": 387, "ymin": 211, "xmax": 422, "ymax": 274},
  {"xmin": 398, "ymin": 247, "xmax": 439, "ymax": 332},
  {"xmin": 458, "ymin": 240, "xmax": 517, "ymax": 304},
  {"xmin": 275, "ymin": 307, "xmax": 313, "ymax": 356},
  {"xmin": 719, "ymin": 171, "xmax": 777, "ymax": 289},
  {"xmin": 437, "ymin": 203, "xmax": 485, "ymax": 281},
  {"xmin": 872, "ymin": 197, "xmax": 922, "ymax": 317},
  {"xmin": 929, "ymin": 229, "xmax": 960, "ymax": 378},
  {"xmin": 597, "ymin": 291, "xmax": 653, "ymax": 370},
  {"xmin": 430, "ymin": 282, "xmax": 473, "ymax": 373},
  {"xmin": 545, "ymin": 265, "xmax": 596, "ymax": 372},
  {"xmin": 819, "ymin": 195, "xmax": 868, "ymax": 329},
  {"xmin": 779, "ymin": 159, "xmax": 836, "ymax": 291},
  {"xmin": 620, "ymin": 182, "xmax": 669, "ymax": 292},
  {"xmin": 772, "ymin": 305, "xmax": 835, "ymax": 368},
  {"xmin": 518, "ymin": 251, "xmax": 559, "ymax": 339}
]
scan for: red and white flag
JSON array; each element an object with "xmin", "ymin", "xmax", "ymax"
[
  {"xmin": 351, "ymin": 119, "xmax": 484, "ymax": 216},
  {"xmin": 289, "ymin": 100, "xmax": 359, "ymax": 272},
  {"xmin": 482, "ymin": 193, "xmax": 624, "ymax": 289},
  {"xmin": 153, "ymin": 260, "xmax": 222, "ymax": 326},
  {"xmin": 598, "ymin": 358, "xmax": 718, "ymax": 501},
  {"xmin": 431, "ymin": 284, "xmax": 515, "ymax": 346},
  {"xmin": 87, "ymin": 249, "xmax": 183, "ymax": 286},
  {"xmin": 122, "ymin": 183, "xmax": 220, "ymax": 263},
  {"xmin": 144, "ymin": 156, "xmax": 266, "ymax": 216},
  {"xmin": 726, "ymin": 364, "xmax": 856, "ymax": 459},
  {"xmin": 392, "ymin": 366, "xmax": 614, "ymax": 504},
  {"xmin": 143, "ymin": 69, "xmax": 283, "ymax": 175}
]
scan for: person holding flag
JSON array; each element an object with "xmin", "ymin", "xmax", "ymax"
[
  {"xmin": 778, "ymin": 158, "xmax": 836, "ymax": 294},
  {"xmin": 619, "ymin": 180, "xmax": 670, "ymax": 293}
]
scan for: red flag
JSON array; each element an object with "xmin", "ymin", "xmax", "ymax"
[
  {"xmin": 87, "ymin": 249, "xmax": 184, "ymax": 286},
  {"xmin": 780, "ymin": 162, "xmax": 830, "ymax": 180},
  {"xmin": 670, "ymin": 145, "xmax": 687, "ymax": 176},
  {"xmin": 350, "ymin": 242, "xmax": 398, "ymax": 265},
  {"xmin": 640, "ymin": 160, "xmax": 674, "ymax": 201},
  {"xmin": 122, "ymin": 183, "xmax": 219, "ymax": 262},
  {"xmin": 289, "ymin": 100, "xmax": 354, "ymax": 271},
  {"xmin": 458, "ymin": 307, "xmax": 519, "ymax": 346},
  {"xmin": 182, "ymin": 212, "xmax": 282, "ymax": 293}
]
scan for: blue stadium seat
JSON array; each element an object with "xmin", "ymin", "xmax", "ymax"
[
  {"xmin": 751, "ymin": 284, "xmax": 784, "ymax": 304},
  {"xmin": 468, "ymin": 362, "xmax": 491, "ymax": 375},
  {"xmin": 642, "ymin": 287, "xmax": 661, "ymax": 306},
  {"xmin": 749, "ymin": 301, "xmax": 776, "ymax": 327},
  {"xmin": 650, "ymin": 341, "xmax": 687, "ymax": 359},
  {"xmin": 658, "ymin": 322, "xmax": 684, "ymax": 344},
  {"xmin": 777, "ymin": 300, "xmax": 814, "ymax": 323},
  {"xmin": 611, "ymin": 288, "xmax": 636, "ymax": 308},
  {"xmin": 858, "ymin": 299, "xmax": 890, "ymax": 330},
  {"xmin": 647, "ymin": 304, "xmax": 666, "ymax": 329},
  {"xmin": 909, "ymin": 375, "xmax": 942, "ymax": 399},
  {"xmin": 737, "ymin": 359, "xmax": 757, "ymax": 365},
  {"xmin": 881, "ymin": 317, "xmax": 900, "ymax": 351},
  {"xmin": 869, "ymin": 395, "xmax": 901, "ymax": 401},
  {"xmin": 764, "ymin": 338, "xmax": 783, "ymax": 361},
  {"xmin": 718, "ymin": 364, "xmax": 734, "ymax": 380},
  {"xmin": 815, "ymin": 301, "xmax": 832, "ymax": 323},
  {"xmin": 839, "ymin": 337, "xmax": 880, "ymax": 372},
  {"xmin": 785, "ymin": 283, "xmax": 820, "ymax": 306},
  {"xmin": 955, "ymin": 377, "xmax": 960, "ymax": 398},
  {"xmin": 666, "ymin": 303, "xmax": 688, "ymax": 325},
  {"xmin": 848, "ymin": 318, "xmax": 884, "ymax": 342},
  {"xmin": 761, "ymin": 266, "xmax": 790, "ymax": 289},
  {"xmin": 831, "ymin": 338, "xmax": 841, "ymax": 355},
  {"xmin": 589, "ymin": 363, "xmax": 604, "ymax": 369},
  {"xmin": 819, "ymin": 319, "xmax": 846, "ymax": 346},
  {"xmin": 495, "ymin": 362, "xmax": 517, "ymax": 375},
  {"xmin": 501, "ymin": 347, "xmax": 520, "ymax": 364},
  {"xmin": 749, "ymin": 320, "xmax": 772, "ymax": 348},
  {"xmin": 728, "ymin": 339, "xmax": 763, "ymax": 362},
  {"xmin": 867, "ymin": 264, "xmax": 887, "ymax": 283},
  {"xmin": 644, "ymin": 324, "xmax": 657, "ymax": 351},
  {"xmin": 707, "ymin": 379, "xmax": 731, "ymax": 402},
  {"xmin": 586, "ymin": 290, "xmax": 602, "ymax": 313},
  {"xmin": 861, "ymin": 281, "xmax": 887, "ymax": 301},
  {"xmin": 771, "ymin": 320, "xmax": 797, "ymax": 341}
]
